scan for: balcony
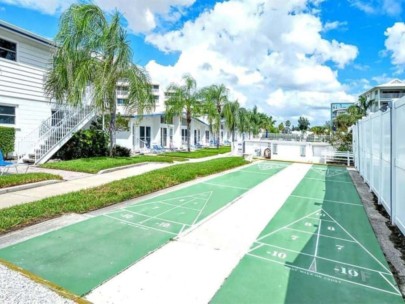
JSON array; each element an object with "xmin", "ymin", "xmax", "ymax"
[{"xmin": 380, "ymin": 92, "xmax": 405, "ymax": 99}]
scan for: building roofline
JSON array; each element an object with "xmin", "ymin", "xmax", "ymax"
[
  {"xmin": 0, "ymin": 20, "xmax": 55, "ymax": 47},
  {"xmin": 360, "ymin": 79, "xmax": 405, "ymax": 96},
  {"xmin": 130, "ymin": 112, "xmax": 209, "ymax": 126}
]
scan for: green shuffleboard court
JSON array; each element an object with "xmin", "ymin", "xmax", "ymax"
[
  {"xmin": 0, "ymin": 161, "xmax": 288, "ymax": 296},
  {"xmin": 212, "ymin": 165, "xmax": 404, "ymax": 304}
]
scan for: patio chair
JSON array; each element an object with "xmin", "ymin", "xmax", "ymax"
[
  {"xmin": 152, "ymin": 144, "xmax": 166, "ymax": 154},
  {"xmin": 0, "ymin": 150, "xmax": 19, "ymax": 175}
]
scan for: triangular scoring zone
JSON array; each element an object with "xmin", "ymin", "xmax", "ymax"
[
  {"xmin": 310, "ymin": 166, "xmax": 347, "ymax": 178},
  {"xmin": 251, "ymin": 209, "xmax": 401, "ymax": 296}
]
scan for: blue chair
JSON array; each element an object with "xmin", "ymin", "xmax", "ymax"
[{"xmin": 0, "ymin": 150, "xmax": 17, "ymax": 175}]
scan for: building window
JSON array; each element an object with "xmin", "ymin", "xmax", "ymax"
[
  {"xmin": 0, "ymin": 105, "xmax": 15, "ymax": 124},
  {"xmin": 300, "ymin": 145, "xmax": 306, "ymax": 157},
  {"xmin": 116, "ymin": 86, "xmax": 128, "ymax": 96},
  {"xmin": 181, "ymin": 129, "xmax": 188, "ymax": 144},
  {"xmin": 0, "ymin": 38, "xmax": 16, "ymax": 61},
  {"xmin": 205, "ymin": 130, "xmax": 209, "ymax": 142},
  {"xmin": 273, "ymin": 144, "xmax": 278, "ymax": 155},
  {"xmin": 160, "ymin": 115, "xmax": 173, "ymax": 124},
  {"xmin": 117, "ymin": 98, "xmax": 127, "ymax": 105},
  {"xmin": 181, "ymin": 118, "xmax": 187, "ymax": 126}
]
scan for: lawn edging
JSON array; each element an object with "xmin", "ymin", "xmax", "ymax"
[
  {"xmin": 0, "ymin": 180, "xmax": 62, "ymax": 195},
  {"xmin": 0, "ymin": 173, "xmax": 62, "ymax": 190},
  {"xmin": 0, "ymin": 157, "xmax": 247, "ymax": 235}
]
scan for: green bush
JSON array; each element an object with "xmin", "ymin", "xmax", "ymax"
[
  {"xmin": 112, "ymin": 145, "xmax": 131, "ymax": 157},
  {"xmin": 0, "ymin": 127, "xmax": 15, "ymax": 158},
  {"xmin": 55, "ymin": 129, "xmax": 109, "ymax": 160}
]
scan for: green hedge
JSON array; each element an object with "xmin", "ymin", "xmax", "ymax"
[{"xmin": 0, "ymin": 127, "xmax": 15, "ymax": 157}]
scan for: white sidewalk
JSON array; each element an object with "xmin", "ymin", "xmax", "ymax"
[{"xmin": 87, "ymin": 163, "xmax": 311, "ymax": 304}]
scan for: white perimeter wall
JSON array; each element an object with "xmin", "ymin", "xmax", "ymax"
[{"xmin": 244, "ymin": 140, "xmax": 333, "ymax": 163}]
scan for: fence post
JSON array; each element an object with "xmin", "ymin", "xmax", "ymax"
[{"xmin": 390, "ymin": 101, "xmax": 396, "ymax": 225}]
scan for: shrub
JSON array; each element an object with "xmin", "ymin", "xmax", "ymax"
[
  {"xmin": 112, "ymin": 145, "xmax": 131, "ymax": 157},
  {"xmin": 55, "ymin": 129, "xmax": 109, "ymax": 160},
  {"xmin": 0, "ymin": 127, "xmax": 15, "ymax": 158}
]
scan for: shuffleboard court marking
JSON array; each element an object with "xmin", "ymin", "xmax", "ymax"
[
  {"xmin": 257, "ymin": 162, "xmax": 288, "ymax": 171},
  {"xmin": 257, "ymin": 209, "xmax": 321, "ymax": 241},
  {"xmin": 246, "ymin": 253, "xmax": 402, "ymax": 297},
  {"xmin": 249, "ymin": 208, "xmax": 400, "ymax": 296},
  {"xmin": 290, "ymin": 194, "xmax": 363, "ymax": 207},
  {"xmin": 119, "ymin": 210, "xmax": 190, "ymax": 227},
  {"xmin": 304, "ymin": 177, "xmax": 353, "ymax": 184},
  {"xmin": 191, "ymin": 191, "xmax": 213, "ymax": 226},
  {"xmin": 310, "ymin": 167, "xmax": 348, "ymax": 178},
  {"xmin": 380, "ymin": 273, "xmax": 402, "ymax": 294},
  {"xmin": 307, "ymin": 216, "xmax": 335, "ymax": 223},
  {"xmin": 252, "ymin": 242, "xmax": 392, "ymax": 276},
  {"xmin": 259, "ymin": 208, "xmax": 391, "ymax": 273},
  {"xmin": 103, "ymin": 214, "xmax": 177, "ymax": 236},
  {"xmin": 285, "ymin": 227, "xmax": 356, "ymax": 243},
  {"xmin": 239, "ymin": 170, "xmax": 283, "ymax": 176},
  {"xmin": 309, "ymin": 219, "xmax": 322, "ymax": 272},
  {"xmin": 322, "ymin": 210, "xmax": 391, "ymax": 273},
  {"xmin": 121, "ymin": 200, "xmax": 201, "ymax": 212},
  {"xmin": 201, "ymin": 182, "xmax": 250, "ymax": 190}
]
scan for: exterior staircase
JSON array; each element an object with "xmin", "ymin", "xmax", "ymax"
[{"xmin": 17, "ymin": 105, "xmax": 96, "ymax": 165}]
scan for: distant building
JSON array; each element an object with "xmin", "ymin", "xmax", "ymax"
[
  {"xmin": 359, "ymin": 79, "xmax": 405, "ymax": 113},
  {"xmin": 330, "ymin": 102, "xmax": 354, "ymax": 122}
]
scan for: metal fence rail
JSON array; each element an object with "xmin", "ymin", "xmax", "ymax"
[{"xmin": 353, "ymin": 97, "xmax": 405, "ymax": 235}]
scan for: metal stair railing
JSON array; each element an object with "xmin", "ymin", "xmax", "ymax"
[{"xmin": 17, "ymin": 105, "xmax": 95, "ymax": 164}]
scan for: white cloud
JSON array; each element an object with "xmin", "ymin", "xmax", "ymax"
[
  {"xmin": 323, "ymin": 21, "xmax": 348, "ymax": 32},
  {"xmin": 349, "ymin": 0, "xmax": 405, "ymax": 16},
  {"xmin": 145, "ymin": 0, "xmax": 358, "ymax": 124},
  {"xmin": 0, "ymin": 0, "xmax": 195, "ymax": 32},
  {"xmin": 384, "ymin": 22, "xmax": 405, "ymax": 68}
]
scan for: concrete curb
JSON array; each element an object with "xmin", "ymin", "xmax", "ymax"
[
  {"xmin": 0, "ymin": 180, "xmax": 63, "ymax": 195},
  {"xmin": 349, "ymin": 170, "xmax": 405, "ymax": 296},
  {"xmin": 97, "ymin": 162, "xmax": 154, "ymax": 174}
]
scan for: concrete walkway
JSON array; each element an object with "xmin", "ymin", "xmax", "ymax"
[
  {"xmin": 0, "ymin": 153, "xmax": 232, "ymax": 210},
  {"xmin": 87, "ymin": 163, "xmax": 311, "ymax": 304}
]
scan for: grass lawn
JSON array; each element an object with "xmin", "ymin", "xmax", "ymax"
[
  {"xmin": 0, "ymin": 173, "xmax": 62, "ymax": 189},
  {"xmin": 161, "ymin": 146, "xmax": 231, "ymax": 159},
  {"xmin": 40, "ymin": 156, "xmax": 186, "ymax": 174},
  {"xmin": 0, "ymin": 157, "xmax": 246, "ymax": 234}
]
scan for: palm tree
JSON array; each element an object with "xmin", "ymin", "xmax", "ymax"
[
  {"xmin": 223, "ymin": 100, "xmax": 240, "ymax": 142},
  {"xmin": 238, "ymin": 107, "xmax": 250, "ymax": 141},
  {"xmin": 200, "ymin": 84, "xmax": 229, "ymax": 148},
  {"xmin": 45, "ymin": 4, "xmax": 154, "ymax": 156},
  {"xmin": 357, "ymin": 95, "xmax": 373, "ymax": 115},
  {"xmin": 165, "ymin": 74, "xmax": 201, "ymax": 152}
]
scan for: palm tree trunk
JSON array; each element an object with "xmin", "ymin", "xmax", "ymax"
[
  {"xmin": 187, "ymin": 113, "xmax": 191, "ymax": 152},
  {"xmin": 109, "ymin": 102, "xmax": 117, "ymax": 157}
]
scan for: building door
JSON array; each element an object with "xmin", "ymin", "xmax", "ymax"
[
  {"xmin": 169, "ymin": 128, "xmax": 173, "ymax": 149},
  {"xmin": 205, "ymin": 130, "xmax": 209, "ymax": 144},
  {"xmin": 140, "ymin": 126, "xmax": 151, "ymax": 148},
  {"xmin": 161, "ymin": 127, "xmax": 167, "ymax": 147},
  {"xmin": 194, "ymin": 130, "xmax": 197, "ymax": 145}
]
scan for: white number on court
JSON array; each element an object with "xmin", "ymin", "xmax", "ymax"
[
  {"xmin": 271, "ymin": 251, "xmax": 287, "ymax": 259},
  {"xmin": 316, "ymin": 212, "xmax": 325, "ymax": 217},
  {"xmin": 304, "ymin": 222, "xmax": 312, "ymax": 227},
  {"xmin": 159, "ymin": 222, "xmax": 171, "ymax": 228},
  {"xmin": 327, "ymin": 226, "xmax": 335, "ymax": 231},
  {"xmin": 121, "ymin": 214, "xmax": 133, "ymax": 219},
  {"xmin": 336, "ymin": 245, "xmax": 344, "ymax": 251},
  {"xmin": 334, "ymin": 266, "xmax": 359, "ymax": 277},
  {"xmin": 291, "ymin": 235, "xmax": 299, "ymax": 241}
]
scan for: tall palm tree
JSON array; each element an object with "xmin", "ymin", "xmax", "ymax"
[
  {"xmin": 223, "ymin": 100, "xmax": 240, "ymax": 142},
  {"xmin": 200, "ymin": 84, "xmax": 229, "ymax": 148},
  {"xmin": 45, "ymin": 4, "xmax": 154, "ymax": 156},
  {"xmin": 165, "ymin": 74, "xmax": 201, "ymax": 152},
  {"xmin": 238, "ymin": 107, "xmax": 250, "ymax": 140}
]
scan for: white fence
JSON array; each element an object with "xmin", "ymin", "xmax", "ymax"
[{"xmin": 353, "ymin": 97, "xmax": 405, "ymax": 235}]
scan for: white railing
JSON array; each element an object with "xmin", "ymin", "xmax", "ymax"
[
  {"xmin": 354, "ymin": 97, "xmax": 405, "ymax": 235},
  {"xmin": 322, "ymin": 151, "xmax": 353, "ymax": 166},
  {"xmin": 17, "ymin": 105, "xmax": 95, "ymax": 164}
]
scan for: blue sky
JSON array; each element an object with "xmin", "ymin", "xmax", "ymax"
[{"xmin": 1, "ymin": 0, "xmax": 405, "ymax": 125}]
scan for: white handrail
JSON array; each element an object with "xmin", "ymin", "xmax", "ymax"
[{"xmin": 17, "ymin": 105, "xmax": 96, "ymax": 164}]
